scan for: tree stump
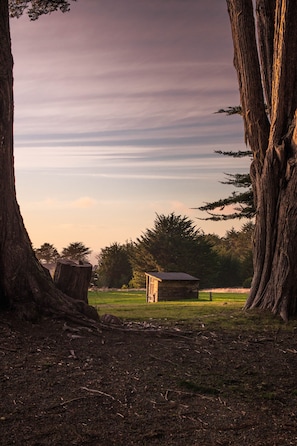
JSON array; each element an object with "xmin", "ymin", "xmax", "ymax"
[{"xmin": 54, "ymin": 259, "xmax": 92, "ymax": 303}]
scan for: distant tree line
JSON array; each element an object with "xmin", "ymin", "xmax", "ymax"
[
  {"xmin": 95, "ymin": 213, "xmax": 253, "ymax": 290},
  {"xmin": 34, "ymin": 214, "xmax": 253, "ymax": 289},
  {"xmin": 34, "ymin": 241, "xmax": 91, "ymax": 265}
]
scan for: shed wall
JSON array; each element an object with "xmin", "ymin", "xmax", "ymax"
[{"xmin": 158, "ymin": 280, "xmax": 199, "ymax": 301}]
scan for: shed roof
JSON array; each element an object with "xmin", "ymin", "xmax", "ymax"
[{"xmin": 145, "ymin": 272, "xmax": 199, "ymax": 282}]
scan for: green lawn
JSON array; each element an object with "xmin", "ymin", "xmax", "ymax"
[{"xmin": 88, "ymin": 289, "xmax": 294, "ymax": 331}]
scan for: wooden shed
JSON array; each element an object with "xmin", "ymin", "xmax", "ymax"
[{"xmin": 145, "ymin": 272, "xmax": 200, "ymax": 303}]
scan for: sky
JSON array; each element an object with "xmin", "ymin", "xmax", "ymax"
[{"xmin": 10, "ymin": 0, "xmax": 250, "ymax": 263}]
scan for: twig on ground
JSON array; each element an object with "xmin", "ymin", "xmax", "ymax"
[
  {"xmin": 47, "ymin": 387, "xmax": 117, "ymax": 412},
  {"xmin": 149, "ymin": 354, "xmax": 180, "ymax": 366},
  {"xmin": 47, "ymin": 396, "xmax": 87, "ymax": 410},
  {"xmin": 81, "ymin": 386, "xmax": 115, "ymax": 400},
  {"xmin": 166, "ymin": 388, "xmax": 217, "ymax": 401}
]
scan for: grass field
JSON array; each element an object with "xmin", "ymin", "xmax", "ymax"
[{"xmin": 88, "ymin": 289, "xmax": 294, "ymax": 331}]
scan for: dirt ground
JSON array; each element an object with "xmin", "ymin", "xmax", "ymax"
[{"xmin": 1, "ymin": 312, "xmax": 297, "ymax": 446}]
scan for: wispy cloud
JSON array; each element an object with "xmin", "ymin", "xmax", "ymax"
[
  {"xmin": 10, "ymin": 0, "xmax": 247, "ymax": 252},
  {"xmin": 70, "ymin": 197, "xmax": 97, "ymax": 209},
  {"xmin": 24, "ymin": 196, "xmax": 97, "ymax": 210}
]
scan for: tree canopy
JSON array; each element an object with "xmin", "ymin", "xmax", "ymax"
[
  {"xmin": 197, "ymin": 151, "xmax": 254, "ymax": 221},
  {"xmin": 96, "ymin": 242, "xmax": 133, "ymax": 288},
  {"xmin": 206, "ymin": 222, "xmax": 254, "ymax": 287},
  {"xmin": 61, "ymin": 242, "xmax": 91, "ymax": 263},
  {"xmin": 60, "ymin": 218, "xmax": 253, "ymax": 290},
  {"xmin": 196, "ymin": 107, "xmax": 254, "ymax": 221},
  {"xmin": 35, "ymin": 242, "xmax": 60, "ymax": 265},
  {"xmin": 130, "ymin": 213, "xmax": 217, "ymax": 288},
  {"xmin": 9, "ymin": 0, "xmax": 74, "ymax": 20}
]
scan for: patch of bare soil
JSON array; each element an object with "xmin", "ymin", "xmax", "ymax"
[{"xmin": 1, "ymin": 313, "xmax": 297, "ymax": 445}]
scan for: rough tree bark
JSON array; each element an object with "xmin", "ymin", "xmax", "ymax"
[
  {"xmin": 227, "ymin": 0, "xmax": 297, "ymax": 320},
  {"xmin": 0, "ymin": 0, "xmax": 98, "ymax": 324},
  {"xmin": 54, "ymin": 260, "xmax": 92, "ymax": 304}
]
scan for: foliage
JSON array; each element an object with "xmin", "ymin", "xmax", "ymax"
[
  {"xmin": 196, "ymin": 106, "xmax": 255, "ymax": 221},
  {"xmin": 92, "ymin": 218, "xmax": 253, "ymax": 290},
  {"xmin": 206, "ymin": 222, "xmax": 254, "ymax": 287},
  {"xmin": 198, "ymin": 188, "xmax": 254, "ymax": 221},
  {"xmin": 61, "ymin": 242, "xmax": 91, "ymax": 263},
  {"xmin": 96, "ymin": 242, "xmax": 133, "ymax": 288},
  {"xmin": 35, "ymin": 242, "xmax": 60, "ymax": 264},
  {"xmin": 215, "ymin": 106, "xmax": 243, "ymax": 116},
  {"xmin": 130, "ymin": 213, "xmax": 218, "ymax": 288},
  {"xmin": 9, "ymin": 0, "xmax": 74, "ymax": 20}
]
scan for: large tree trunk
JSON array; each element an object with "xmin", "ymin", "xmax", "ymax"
[
  {"xmin": 227, "ymin": 0, "xmax": 297, "ymax": 320},
  {"xmin": 247, "ymin": 142, "xmax": 297, "ymax": 320},
  {"xmin": 0, "ymin": 1, "xmax": 98, "ymax": 324}
]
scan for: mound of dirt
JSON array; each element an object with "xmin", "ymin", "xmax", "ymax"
[{"xmin": 0, "ymin": 313, "xmax": 297, "ymax": 445}]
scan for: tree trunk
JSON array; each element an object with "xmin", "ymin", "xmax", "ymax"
[
  {"xmin": 227, "ymin": 0, "xmax": 297, "ymax": 320},
  {"xmin": 54, "ymin": 260, "xmax": 92, "ymax": 303},
  {"xmin": 246, "ymin": 145, "xmax": 297, "ymax": 320},
  {"xmin": 0, "ymin": 1, "xmax": 98, "ymax": 324}
]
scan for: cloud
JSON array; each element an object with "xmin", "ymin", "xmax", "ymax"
[
  {"xmin": 11, "ymin": 0, "xmax": 239, "ymax": 143},
  {"xmin": 9, "ymin": 0, "xmax": 248, "ymax": 253},
  {"xmin": 24, "ymin": 196, "xmax": 97, "ymax": 210},
  {"xmin": 70, "ymin": 197, "xmax": 97, "ymax": 209}
]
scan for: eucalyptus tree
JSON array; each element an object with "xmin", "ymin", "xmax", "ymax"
[
  {"xmin": 227, "ymin": 0, "xmax": 297, "ymax": 320},
  {"xmin": 0, "ymin": 0, "xmax": 98, "ymax": 323}
]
